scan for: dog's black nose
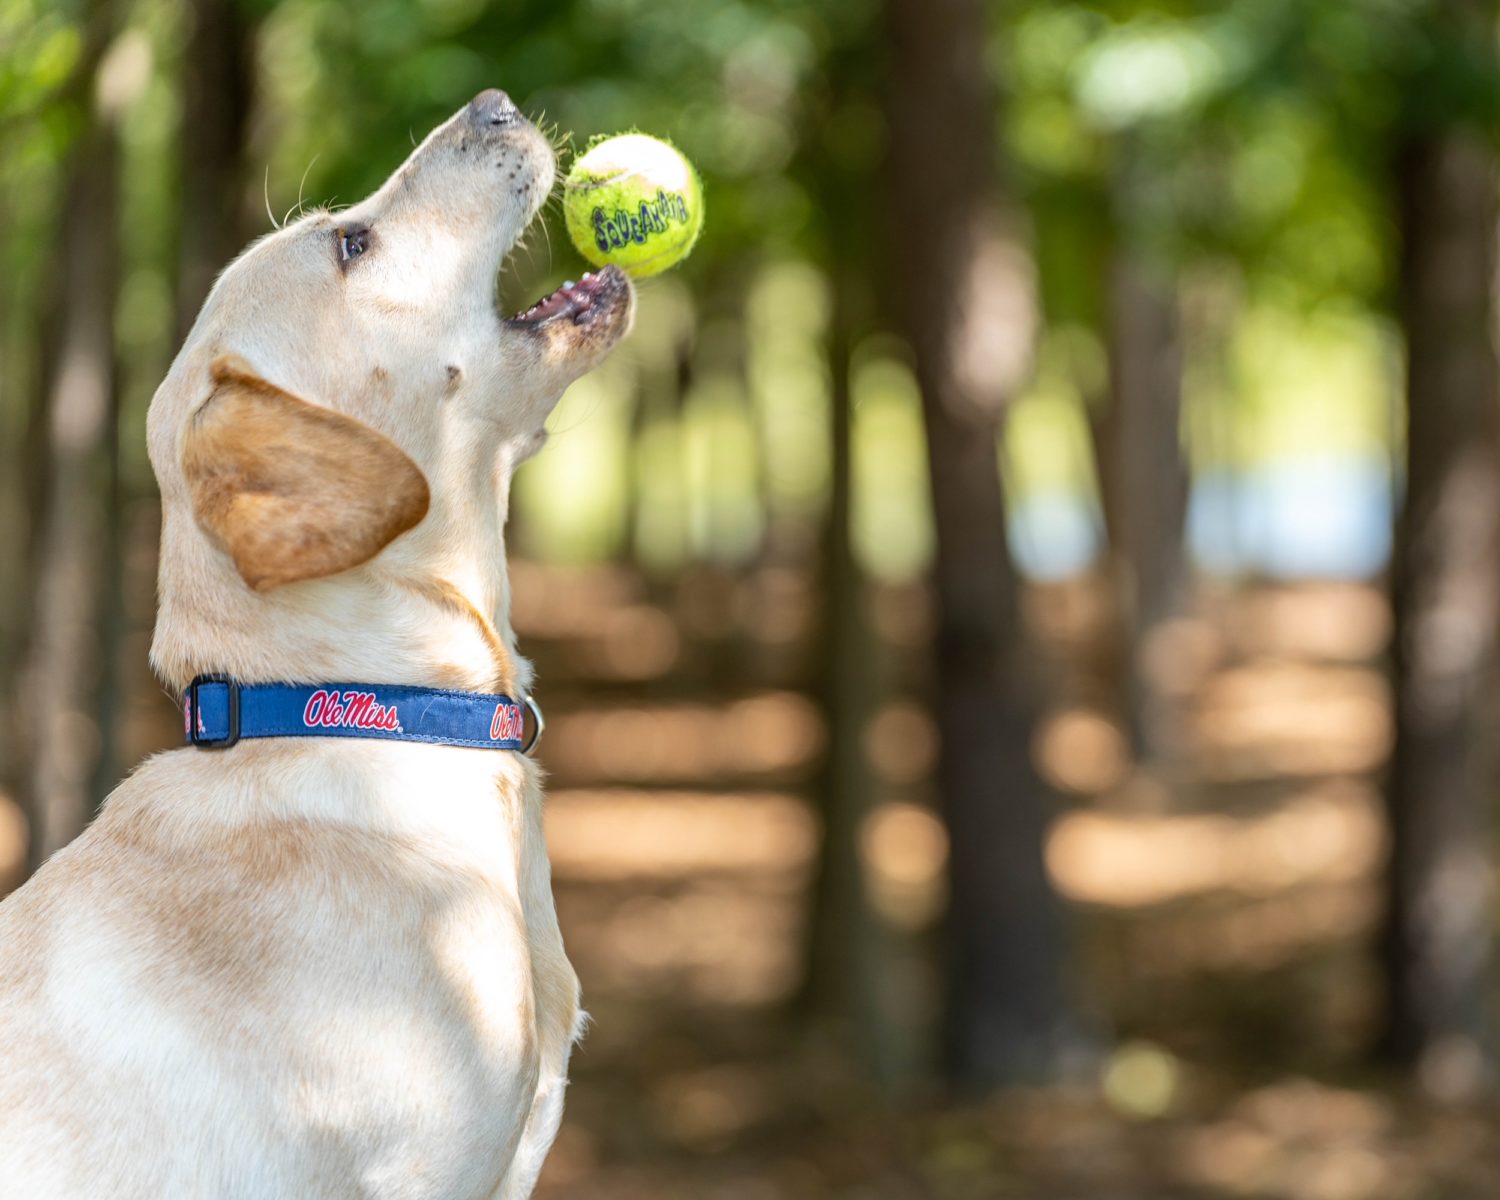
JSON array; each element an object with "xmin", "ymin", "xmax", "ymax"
[{"xmin": 469, "ymin": 89, "xmax": 520, "ymax": 128}]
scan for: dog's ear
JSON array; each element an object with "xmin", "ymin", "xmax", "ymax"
[{"xmin": 184, "ymin": 356, "xmax": 430, "ymax": 593}]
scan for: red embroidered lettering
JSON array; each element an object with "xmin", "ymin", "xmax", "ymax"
[
  {"xmin": 490, "ymin": 703, "xmax": 520, "ymax": 741},
  {"xmin": 304, "ymin": 689, "xmax": 401, "ymax": 732}
]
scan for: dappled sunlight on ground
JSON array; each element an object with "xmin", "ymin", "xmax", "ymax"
[
  {"xmin": 545, "ymin": 789, "xmax": 815, "ymax": 883},
  {"xmin": 1103, "ymin": 880, "xmax": 1380, "ymax": 976},
  {"xmin": 544, "ymin": 786, "xmax": 815, "ymax": 1007},
  {"xmin": 545, "ymin": 693, "xmax": 824, "ymax": 786},
  {"xmin": 539, "ymin": 1068, "xmax": 1500, "ymax": 1198},
  {"xmin": 1046, "ymin": 780, "xmax": 1384, "ymax": 907},
  {"xmin": 864, "ymin": 702, "xmax": 940, "ymax": 787},
  {"xmin": 1167, "ymin": 1077, "xmax": 1495, "ymax": 1200},
  {"xmin": 1035, "ymin": 706, "xmax": 1133, "ymax": 795},
  {"xmin": 1192, "ymin": 661, "xmax": 1390, "ymax": 781},
  {"xmin": 860, "ymin": 800, "xmax": 948, "ymax": 930},
  {"xmin": 557, "ymin": 878, "xmax": 809, "ymax": 1007},
  {"xmin": 1220, "ymin": 583, "xmax": 1392, "ymax": 664},
  {"xmin": 523, "ymin": 571, "xmax": 1500, "ymax": 1197}
]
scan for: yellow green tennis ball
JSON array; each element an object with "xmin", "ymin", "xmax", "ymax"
[{"xmin": 563, "ymin": 133, "xmax": 704, "ymax": 278}]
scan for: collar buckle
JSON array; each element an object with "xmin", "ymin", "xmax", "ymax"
[{"xmin": 187, "ymin": 673, "xmax": 241, "ymax": 749}]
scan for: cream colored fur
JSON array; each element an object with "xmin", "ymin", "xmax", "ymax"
[{"xmin": 0, "ymin": 91, "xmax": 634, "ymax": 1199}]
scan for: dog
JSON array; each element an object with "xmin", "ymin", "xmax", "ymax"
[{"xmin": 0, "ymin": 89, "xmax": 633, "ymax": 1198}]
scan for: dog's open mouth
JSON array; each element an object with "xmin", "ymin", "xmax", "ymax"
[{"xmin": 507, "ymin": 266, "xmax": 627, "ymax": 328}]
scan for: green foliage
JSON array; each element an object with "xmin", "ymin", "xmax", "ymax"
[{"xmin": 4, "ymin": 0, "xmax": 1499, "ymax": 566}]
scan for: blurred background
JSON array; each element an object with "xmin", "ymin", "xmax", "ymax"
[{"xmin": 4, "ymin": 0, "xmax": 1500, "ymax": 1194}]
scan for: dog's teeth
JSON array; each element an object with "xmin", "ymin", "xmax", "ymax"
[{"xmin": 562, "ymin": 280, "xmax": 574, "ymax": 290}]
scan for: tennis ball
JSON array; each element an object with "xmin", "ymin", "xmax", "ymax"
[{"xmin": 563, "ymin": 133, "xmax": 703, "ymax": 278}]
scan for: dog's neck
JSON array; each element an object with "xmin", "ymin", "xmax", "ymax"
[
  {"xmin": 385, "ymin": 562, "xmax": 531, "ymax": 698},
  {"xmin": 151, "ymin": 468, "xmax": 533, "ymax": 701},
  {"xmin": 152, "ymin": 560, "xmax": 531, "ymax": 701}
]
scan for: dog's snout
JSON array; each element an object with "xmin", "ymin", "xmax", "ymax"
[{"xmin": 469, "ymin": 89, "xmax": 520, "ymax": 128}]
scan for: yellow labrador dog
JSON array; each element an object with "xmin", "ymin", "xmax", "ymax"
[{"xmin": 0, "ymin": 90, "xmax": 632, "ymax": 1198}]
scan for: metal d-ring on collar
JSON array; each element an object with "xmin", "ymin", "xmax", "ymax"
[{"xmin": 521, "ymin": 693, "xmax": 545, "ymax": 755}]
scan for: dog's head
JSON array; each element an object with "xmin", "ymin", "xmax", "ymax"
[{"xmin": 148, "ymin": 91, "xmax": 634, "ymax": 694}]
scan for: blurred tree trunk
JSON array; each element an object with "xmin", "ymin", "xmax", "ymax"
[
  {"xmin": 884, "ymin": 0, "xmax": 1074, "ymax": 1087},
  {"xmin": 800, "ymin": 263, "xmax": 901, "ymax": 1078},
  {"xmin": 0, "ymin": 215, "xmax": 56, "ymax": 832},
  {"xmin": 18, "ymin": 8, "xmax": 124, "ymax": 871},
  {"xmin": 176, "ymin": 0, "xmax": 255, "ymax": 338},
  {"xmin": 1091, "ymin": 242, "xmax": 1188, "ymax": 759},
  {"xmin": 796, "ymin": 14, "xmax": 911, "ymax": 1081},
  {"xmin": 1380, "ymin": 98, "xmax": 1500, "ymax": 1089}
]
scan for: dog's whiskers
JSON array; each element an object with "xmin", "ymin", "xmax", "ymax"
[
  {"xmin": 295, "ymin": 155, "xmax": 320, "ymax": 222},
  {"xmin": 537, "ymin": 208, "xmax": 564, "ymax": 263},
  {"xmin": 264, "ymin": 165, "xmax": 280, "ymax": 230}
]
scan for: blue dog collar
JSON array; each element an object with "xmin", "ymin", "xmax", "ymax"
[{"xmin": 182, "ymin": 674, "xmax": 542, "ymax": 753}]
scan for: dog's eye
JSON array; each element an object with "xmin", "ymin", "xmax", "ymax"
[{"xmin": 337, "ymin": 227, "xmax": 370, "ymax": 263}]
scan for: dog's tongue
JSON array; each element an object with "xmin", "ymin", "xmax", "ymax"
[{"xmin": 513, "ymin": 272, "xmax": 608, "ymax": 323}]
